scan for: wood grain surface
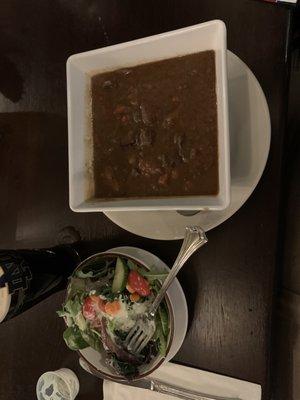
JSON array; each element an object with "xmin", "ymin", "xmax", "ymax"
[{"xmin": 0, "ymin": 1, "xmax": 293, "ymax": 399}]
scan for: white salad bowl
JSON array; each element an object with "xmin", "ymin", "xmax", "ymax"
[{"xmin": 65, "ymin": 248, "xmax": 188, "ymax": 382}]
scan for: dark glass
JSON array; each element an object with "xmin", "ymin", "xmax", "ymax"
[{"xmin": 0, "ymin": 245, "xmax": 81, "ymax": 323}]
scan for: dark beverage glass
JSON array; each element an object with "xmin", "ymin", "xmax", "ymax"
[{"xmin": 0, "ymin": 245, "xmax": 80, "ymax": 323}]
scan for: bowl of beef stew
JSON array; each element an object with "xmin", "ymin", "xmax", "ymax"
[{"xmin": 67, "ymin": 20, "xmax": 230, "ymax": 211}]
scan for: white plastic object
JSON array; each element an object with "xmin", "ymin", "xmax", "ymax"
[
  {"xmin": 0, "ymin": 267, "xmax": 11, "ymax": 323},
  {"xmin": 67, "ymin": 20, "xmax": 230, "ymax": 212},
  {"xmin": 36, "ymin": 368, "xmax": 79, "ymax": 400}
]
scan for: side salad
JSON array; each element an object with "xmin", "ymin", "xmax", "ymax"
[{"xmin": 57, "ymin": 255, "xmax": 170, "ymax": 378}]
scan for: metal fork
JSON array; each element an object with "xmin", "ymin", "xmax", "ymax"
[{"xmin": 124, "ymin": 226, "xmax": 208, "ymax": 354}]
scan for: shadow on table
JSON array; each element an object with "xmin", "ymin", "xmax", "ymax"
[{"xmin": 0, "ymin": 112, "xmax": 70, "ymax": 248}]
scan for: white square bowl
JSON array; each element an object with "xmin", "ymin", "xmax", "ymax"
[{"xmin": 67, "ymin": 20, "xmax": 230, "ymax": 212}]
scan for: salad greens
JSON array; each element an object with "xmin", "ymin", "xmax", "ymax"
[
  {"xmin": 110, "ymin": 355, "xmax": 139, "ymax": 378},
  {"xmin": 63, "ymin": 326, "xmax": 88, "ymax": 350},
  {"xmin": 57, "ymin": 256, "xmax": 170, "ymax": 379}
]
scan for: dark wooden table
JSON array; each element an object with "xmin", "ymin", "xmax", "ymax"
[{"xmin": 0, "ymin": 1, "xmax": 294, "ymax": 399}]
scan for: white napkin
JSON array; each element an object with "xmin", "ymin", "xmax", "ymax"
[{"xmin": 103, "ymin": 362, "xmax": 261, "ymax": 400}]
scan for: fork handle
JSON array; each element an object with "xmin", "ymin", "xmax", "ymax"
[{"xmin": 148, "ymin": 226, "xmax": 207, "ymax": 317}]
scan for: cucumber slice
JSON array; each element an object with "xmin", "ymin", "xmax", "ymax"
[
  {"xmin": 158, "ymin": 303, "xmax": 169, "ymax": 337},
  {"xmin": 112, "ymin": 257, "xmax": 128, "ymax": 293}
]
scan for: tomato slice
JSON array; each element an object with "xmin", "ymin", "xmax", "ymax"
[
  {"xmin": 82, "ymin": 295, "xmax": 106, "ymax": 320},
  {"xmin": 128, "ymin": 270, "xmax": 150, "ymax": 297},
  {"xmin": 82, "ymin": 297, "xmax": 96, "ymax": 320},
  {"xmin": 91, "ymin": 295, "xmax": 106, "ymax": 312}
]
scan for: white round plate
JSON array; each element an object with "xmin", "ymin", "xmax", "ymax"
[
  {"xmin": 106, "ymin": 246, "xmax": 188, "ymax": 362},
  {"xmin": 104, "ymin": 51, "xmax": 271, "ymax": 240}
]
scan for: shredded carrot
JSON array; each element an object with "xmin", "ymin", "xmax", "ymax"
[
  {"xmin": 130, "ymin": 293, "xmax": 140, "ymax": 302},
  {"xmin": 104, "ymin": 300, "xmax": 121, "ymax": 316}
]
